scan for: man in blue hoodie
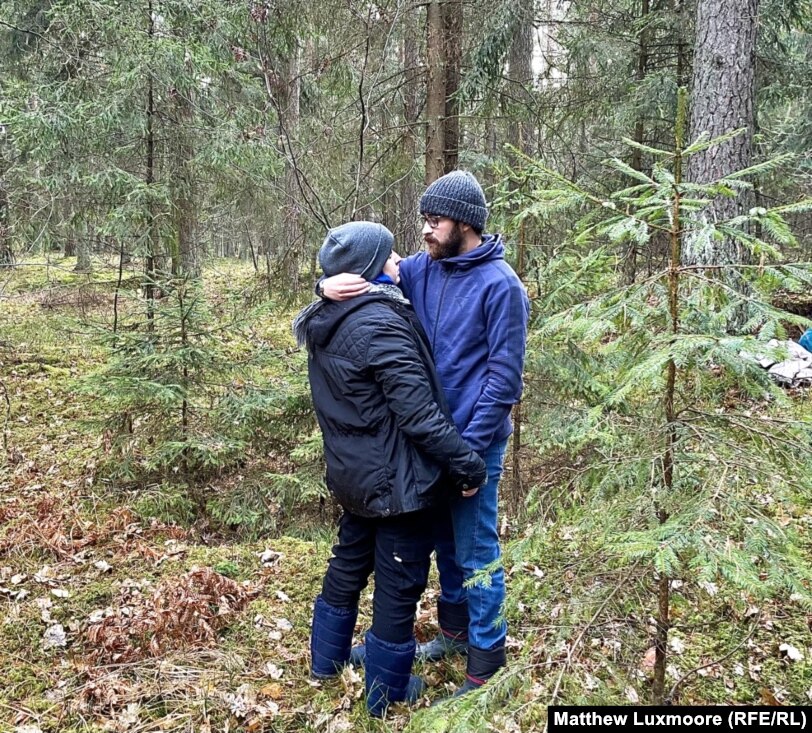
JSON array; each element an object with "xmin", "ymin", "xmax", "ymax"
[{"xmin": 321, "ymin": 171, "xmax": 529, "ymax": 698}]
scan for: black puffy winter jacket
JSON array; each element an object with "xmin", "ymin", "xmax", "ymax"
[{"xmin": 297, "ymin": 292, "xmax": 487, "ymax": 518}]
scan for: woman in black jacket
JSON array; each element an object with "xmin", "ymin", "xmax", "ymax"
[{"xmin": 294, "ymin": 221, "xmax": 486, "ymax": 717}]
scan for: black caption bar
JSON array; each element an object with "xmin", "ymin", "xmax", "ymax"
[{"xmin": 549, "ymin": 707, "xmax": 808, "ymax": 733}]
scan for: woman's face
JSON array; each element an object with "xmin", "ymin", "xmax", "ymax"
[{"xmin": 382, "ymin": 250, "xmax": 402, "ymax": 284}]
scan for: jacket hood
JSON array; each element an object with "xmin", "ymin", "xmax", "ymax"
[
  {"xmin": 441, "ymin": 233, "xmax": 504, "ymax": 270},
  {"xmin": 293, "ymin": 293, "xmax": 398, "ymax": 348}
]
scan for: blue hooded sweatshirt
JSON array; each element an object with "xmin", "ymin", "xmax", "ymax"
[{"xmin": 398, "ymin": 234, "xmax": 530, "ymax": 452}]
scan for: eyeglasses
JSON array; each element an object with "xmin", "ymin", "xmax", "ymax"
[{"xmin": 421, "ymin": 215, "xmax": 443, "ymax": 229}]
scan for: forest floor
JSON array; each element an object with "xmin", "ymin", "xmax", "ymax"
[{"xmin": 1, "ymin": 259, "xmax": 811, "ymax": 733}]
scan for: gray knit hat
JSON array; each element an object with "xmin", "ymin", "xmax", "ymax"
[
  {"xmin": 318, "ymin": 221, "xmax": 394, "ymax": 280},
  {"xmin": 420, "ymin": 170, "xmax": 489, "ymax": 231}
]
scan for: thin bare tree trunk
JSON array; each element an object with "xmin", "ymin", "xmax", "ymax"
[{"xmin": 654, "ymin": 88, "xmax": 688, "ymax": 704}]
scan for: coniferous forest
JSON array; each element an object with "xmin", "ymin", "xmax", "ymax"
[{"xmin": 1, "ymin": 0, "xmax": 812, "ymax": 730}]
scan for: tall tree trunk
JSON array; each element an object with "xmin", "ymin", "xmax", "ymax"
[
  {"xmin": 144, "ymin": 0, "xmax": 158, "ymax": 324},
  {"xmin": 425, "ymin": 0, "xmax": 446, "ymax": 184},
  {"xmin": 674, "ymin": 0, "xmax": 688, "ymax": 88},
  {"xmin": 442, "ymin": 0, "xmax": 462, "ymax": 173},
  {"xmin": 400, "ymin": 15, "xmax": 421, "ymax": 253},
  {"xmin": 119, "ymin": 239, "xmax": 131, "ymax": 266},
  {"xmin": 505, "ymin": 0, "xmax": 534, "ymax": 517},
  {"xmin": 171, "ymin": 88, "xmax": 200, "ymax": 279},
  {"xmin": 682, "ymin": 0, "xmax": 759, "ymax": 267},
  {"xmin": 281, "ymin": 48, "xmax": 302, "ymax": 290},
  {"xmin": 262, "ymin": 34, "xmax": 303, "ymax": 289},
  {"xmin": 174, "ymin": 169, "xmax": 198, "ymax": 279},
  {"xmin": 507, "ymin": 0, "xmax": 534, "ymax": 161},
  {"xmin": 0, "ymin": 177, "xmax": 11, "ymax": 268},
  {"xmin": 74, "ymin": 226, "xmax": 92, "ymax": 273},
  {"xmin": 625, "ymin": 0, "xmax": 651, "ymax": 285},
  {"xmin": 64, "ymin": 202, "xmax": 76, "ymax": 257}
]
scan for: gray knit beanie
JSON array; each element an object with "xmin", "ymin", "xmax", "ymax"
[
  {"xmin": 318, "ymin": 221, "xmax": 394, "ymax": 280},
  {"xmin": 420, "ymin": 170, "xmax": 489, "ymax": 231}
]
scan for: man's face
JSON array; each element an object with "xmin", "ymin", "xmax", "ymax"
[{"xmin": 422, "ymin": 215, "xmax": 464, "ymax": 260}]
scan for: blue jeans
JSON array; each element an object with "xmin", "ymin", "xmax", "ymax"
[{"xmin": 434, "ymin": 439, "xmax": 508, "ymax": 650}]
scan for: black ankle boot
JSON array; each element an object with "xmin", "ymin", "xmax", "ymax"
[
  {"xmin": 432, "ymin": 642, "xmax": 506, "ymax": 704},
  {"xmin": 416, "ymin": 599, "xmax": 469, "ymax": 662}
]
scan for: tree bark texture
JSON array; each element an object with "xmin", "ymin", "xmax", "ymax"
[
  {"xmin": 74, "ymin": 226, "xmax": 92, "ymax": 273},
  {"xmin": 507, "ymin": 0, "xmax": 534, "ymax": 160},
  {"xmin": 425, "ymin": 0, "xmax": 446, "ymax": 184},
  {"xmin": 399, "ymin": 17, "xmax": 421, "ymax": 253},
  {"xmin": 625, "ymin": 0, "xmax": 651, "ymax": 285},
  {"xmin": 442, "ymin": 0, "xmax": 462, "ymax": 173},
  {"xmin": 683, "ymin": 0, "xmax": 759, "ymax": 266}
]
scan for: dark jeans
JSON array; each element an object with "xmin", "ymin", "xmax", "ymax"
[{"xmin": 321, "ymin": 508, "xmax": 433, "ymax": 644}]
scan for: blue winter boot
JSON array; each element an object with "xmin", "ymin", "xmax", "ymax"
[
  {"xmin": 352, "ymin": 599, "xmax": 470, "ymax": 668},
  {"xmin": 310, "ymin": 596, "xmax": 358, "ymax": 680},
  {"xmin": 364, "ymin": 631, "xmax": 426, "ymax": 717}
]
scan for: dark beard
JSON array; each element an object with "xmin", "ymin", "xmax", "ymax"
[{"xmin": 427, "ymin": 222, "xmax": 464, "ymax": 260}]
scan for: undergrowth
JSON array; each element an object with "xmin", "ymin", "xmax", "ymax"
[{"xmin": 1, "ymin": 258, "xmax": 811, "ymax": 732}]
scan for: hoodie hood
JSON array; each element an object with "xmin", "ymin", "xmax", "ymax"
[{"xmin": 440, "ymin": 233, "xmax": 505, "ymax": 270}]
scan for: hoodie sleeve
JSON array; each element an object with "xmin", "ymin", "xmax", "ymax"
[
  {"xmin": 461, "ymin": 275, "xmax": 530, "ymax": 452},
  {"xmin": 366, "ymin": 316, "xmax": 487, "ymax": 488}
]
